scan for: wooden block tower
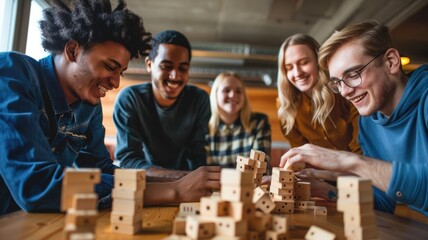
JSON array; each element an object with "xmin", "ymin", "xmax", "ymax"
[
  {"xmin": 337, "ymin": 176, "xmax": 377, "ymax": 240},
  {"xmin": 62, "ymin": 168, "xmax": 100, "ymax": 240},
  {"xmin": 269, "ymin": 167, "xmax": 295, "ymax": 214},
  {"xmin": 110, "ymin": 169, "xmax": 146, "ymax": 235}
]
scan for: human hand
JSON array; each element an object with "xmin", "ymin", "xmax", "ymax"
[
  {"xmin": 297, "ymin": 168, "xmax": 346, "ymax": 182},
  {"xmin": 175, "ymin": 166, "xmax": 221, "ymax": 203},
  {"xmin": 298, "ymin": 178, "xmax": 338, "ymax": 201},
  {"xmin": 280, "ymin": 144, "xmax": 357, "ymax": 173}
]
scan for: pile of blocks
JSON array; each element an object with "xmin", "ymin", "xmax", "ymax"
[
  {"xmin": 236, "ymin": 149, "xmax": 268, "ymax": 187},
  {"xmin": 337, "ymin": 176, "xmax": 377, "ymax": 240},
  {"xmin": 110, "ymin": 169, "xmax": 146, "ymax": 235},
  {"xmin": 62, "ymin": 168, "xmax": 101, "ymax": 240}
]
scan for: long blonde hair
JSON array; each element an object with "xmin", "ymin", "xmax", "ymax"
[
  {"xmin": 209, "ymin": 72, "xmax": 252, "ymax": 135},
  {"xmin": 277, "ymin": 33, "xmax": 335, "ymax": 134}
]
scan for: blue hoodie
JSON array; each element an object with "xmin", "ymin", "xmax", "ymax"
[{"xmin": 358, "ymin": 65, "xmax": 428, "ymax": 217}]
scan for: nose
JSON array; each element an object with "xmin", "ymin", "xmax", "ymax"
[
  {"xmin": 340, "ymin": 82, "xmax": 354, "ymax": 97},
  {"xmin": 111, "ymin": 74, "xmax": 120, "ymax": 89},
  {"xmin": 292, "ymin": 65, "xmax": 303, "ymax": 77},
  {"xmin": 169, "ymin": 69, "xmax": 178, "ymax": 80}
]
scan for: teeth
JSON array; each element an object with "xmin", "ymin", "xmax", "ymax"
[
  {"xmin": 99, "ymin": 86, "xmax": 108, "ymax": 95},
  {"xmin": 352, "ymin": 93, "xmax": 365, "ymax": 102},
  {"xmin": 166, "ymin": 81, "xmax": 180, "ymax": 89}
]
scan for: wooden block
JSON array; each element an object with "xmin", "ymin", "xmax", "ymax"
[
  {"xmin": 236, "ymin": 161, "xmax": 256, "ymax": 172},
  {"xmin": 214, "ymin": 217, "xmax": 247, "ymax": 237},
  {"xmin": 294, "ymin": 201, "xmax": 308, "ymax": 210},
  {"xmin": 255, "ymin": 161, "xmax": 267, "ymax": 172},
  {"xmin": 71, "ymin": 193, "xmax": 98, "ymax": 211},
  {"xmin": 254, "ymin": 194, "xmax": 275, "ymax": 214},
  {"xmin": 248, "ymin": 211, "xmax": 272, "ymax": 232},
  {"xmin": 112, "ymin": 198, "xmax": 143, "ymax": 214},
  {"xmin": 295, "ymin": 182, "xmax": 311, "ymax": 193},
  {"xmin": 185, "ymin": 216, "xmax": 216, "ymax": 239},
  {"xmin": 272, "ymin": 200, "xmax": 294, "ymax": 213},
  {"xmin": 63, "ymin": 168, "xmax": 101, "ymax": 185},
  {"xmin": 284, "ymin": 161, "xmax": 305, "ymax": 172},
  {"xmin": 111, "ymin": 221, "xmax": 142, "ymax": 235},
  {"xmin": 295, "ymin": 192, "xmax": 311, "ymax": 201},
  {"xmin": 314, "ymin": 206, "xmax": 327, "ymax": 216},
  {"xmin": 338, "ymin": 201, "xmax": 374, "ymax": 214},
  {"xmin": 337, "ymin": 176, "xmax": 372, "ymax": 192},
  {"xmin": 343, "ymin": 210, "xmax": 376, "ymax": 227},
  {"xmin": 114, "ymin": 169, "xmax": 146, "ymax": 181},
  {"xmin": 236, "ymin": 155, "xmax": 256, "ymax": 166},
  {"xmin": 271, "ymin": 193, "xmax": 294, "ymax": 201},
  {"xmin": 200, "ymin": 196, "xmax": 229, "ymax": 217},
  {"xmin": 221, "ymin": 185, "xmax": 253, "ymax": 203},
  {"xmin": 221, "ymin": 168, "xmax": 254, "ymax": 186},
  {"xmin": 61, "ymin": 184, "xmax": 95, "ymax": 211},
  {"xmin": 112, "ymin": 188, "xmax": 144, "ymax": 200},
  {"xmin": 110, "ymin": 212, "xmax": 142, "ymax": 225},
  {"xmin": 338, "ymin": 188, "xmax": 373, "ymax": 204},
  {"xmin": 344, "ymin": 225, "xmax": 377, "ymax": 240},
  {"xmin": 250, "ymin": 149, "xmax": 266, "ymax": 162},
  {"xmin": 162, "ymin": 234, "xmax": 192, "ymax": 240},
  {"xmin": 228, "ymin": 201, "xmax": 254, "ymax": 221},
  {"xmin": 271, "ymin": 215, "xmax": 288, "ymax": 233},
  {"xmin": 114, "ymin": 178, "xmax": 145, "ymax": 191},
  {"xmin": 270, "ymin": 181, "xmax": 294, "ymax": 190},
  {"xmin": 305, "ymin": 225, "xmax": 336, "ymax": 240},
  {"xmin": 69, "ymin": 232, "xmax": 95, "ymax": 240},
  {"xmin": 271, "ymin": 168, "xmax": 294, "ymax": 183},
  {"xmin": 65, "ymin": 209, "xmax": 98, "ymax": 226},
  {"xmin": 265, "ymin": 230, "xmax": 288, "ymax": 240},
  {"xmin": 179, "ymin": 202, "xmax": 200, "ymax": 216},
  {"xmin": 172, "ymin": 217, "xmax": 186, "ymax": 235},
  {"xmin": 247, "ymin": 231, "xmax": 264, "ymax": 240},
  {"xmin": 269, "ymin": 185, "xmax": 293, "ymax": 196},
  {"xmin": 211, "ymin": 236, "xmax": 243, "ymax": 240}
]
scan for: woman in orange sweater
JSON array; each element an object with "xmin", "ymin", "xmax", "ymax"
[{"xmin": 277, "ymin": 34, "xmax": 361, "ymax": 200}]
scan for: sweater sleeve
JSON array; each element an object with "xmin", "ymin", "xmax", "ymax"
[
  {"xmin": 113, "ymin": 87, "xmax": 151, "ymax": 169},
  {"xmin": 387, "ymin": 161, "xmax": 428, "ymax": 216}
]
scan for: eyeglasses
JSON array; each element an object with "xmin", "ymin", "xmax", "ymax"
[{"xmin": 326, "ymin": 52, "xmax": 385, "ymax": 93}]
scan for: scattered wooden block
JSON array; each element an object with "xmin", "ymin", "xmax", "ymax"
[
  {"xmin": 305, "ymin": 225, "xmax": 336, "ymax": 240},
  {"xmin": 337, "ymin": 176, "xmax": 372, "ymax": 192},
  {"xmin": 112, "ymin": 188, "xmax": 144, "ymax": 200},
  {"xmin": 111, "ymin": 221, "xmax": 142, "ymax": 235},
  {"xmin": 221, "ymin": 185, "xmax": 253, "ymax": 203},
  {"xmin": 112, "ymin": 198, "xmax": 143, "ymax": 214},
  {"xmin": 271, "ymin": 215, "xmax": 288, "ymax": 233},
  {"xmin": 172, "ymin": 217, "xmax": 186, "ymax": 235},
  {"xmin": 284, "ymin": 161, "xmax": 305, "ymax": 172},
  {"xmin": 63, "ymin": 168, "xmax": 101, "ymax": 185},
  {"xmin": 265, "ymin": 230, "xmax": 288, "ymax": 240},
  {"xmin": 250, "ymin": 149, "xmax": 266, "ymax": 162},
  {"xmin": 214, "ymin": 217, "xmax": 248, "ymax": 237},
  {"xmin": 272, "ymin": 200, "xmax": 294, "ymax": 214},
  {"xmin": 228, "ymin": 201, "xmax": 254, "ymax": 221},
  {"xmin": 71, "ymin": 193, "xmax": 98, "ymax": 211},
  {"xmin": 114, "ymin": 169, "xmax": 146, "ymax": 182},
  {"xmin": 313, "ymin": 206, "xmax": 328, "ymax": 216},
  {"xmin": 236, "ymin": 156, "xmax": 256, "ymax": 167},
  {"xmin": 178, "ymin": 202, "xmax": 201, "ymax": 216},
  {"xmin": 200, "ymin": 196, "xmax": 229, "ymax": 217},
  {"xmin": 185, "ymin": 216, "xmax": 215, "ymax": 239},
  {"xmin": 344, "ymin": 225, "xmax": 377, "ymax": 240},
  {"xmin": 110, "ymin": 212, "xmax": 143, "ymax": 225},
  {"xmin": 248, "ymin": 211, "xmax": 272, "ymax": 232}
]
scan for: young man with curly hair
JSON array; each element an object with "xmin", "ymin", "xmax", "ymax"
[{"xmin": 0, "ymin": 0, "xmax": 220, "ymax": 215}]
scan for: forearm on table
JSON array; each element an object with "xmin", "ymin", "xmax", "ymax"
[
  {"xmin": 143, "ymin": 182, "xmax": 179, "ymax": 205},
  {"xmin": 145, "ymin": 167, "xmax": 190, "ymax": 182},
  {"xmin": 350, "ymin": 155, "xmax": 392, "ymax": 192}
]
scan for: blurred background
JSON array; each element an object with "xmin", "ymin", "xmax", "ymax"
[{"xmin": 2, "ymin": 0, "xmax": 428, "ymax": 158}]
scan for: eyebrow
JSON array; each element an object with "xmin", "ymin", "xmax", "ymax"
[
  {"xmin": 107, "ymin": 58, "xmax": 127, "ymax": 71},
  {"xmin": 160, "ymin": 60, "xmax": 190, "ymax": 66},
  {"xmin": 331, "ymin": 64, "xmax": 364, "ymax": 80}
]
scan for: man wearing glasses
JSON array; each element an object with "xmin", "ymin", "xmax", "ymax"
[{"xmin": 279, "ymin": 20, "xmax": 427, "ymax": 217}]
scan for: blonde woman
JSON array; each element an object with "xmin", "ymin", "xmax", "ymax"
[
  {"xmin": 277, "ymin": 34, "xmax": 361, "ymax": 201},
  {"xmin": 278, "ymin": 33, "xmax": 361, "ymax": 153},
  {"xmin": 207, "ymin": 72, "xmax": 271, "ymax": 168}
]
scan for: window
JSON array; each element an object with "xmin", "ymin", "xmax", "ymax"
[
  {"xmin": 25, "ymin": 0, "xmax": 49, "ymax": 59},
  {"xmin": 0, "ymin": 0, "xmax": 17, "ymax": 51}
]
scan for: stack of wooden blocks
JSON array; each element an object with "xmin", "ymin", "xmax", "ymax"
[
  {"xmin": 62, "ymin": 168, "xmax": 101, "ymax": 240},
  {"xmin": 110, "ymin": 169, "xmax": 146, "ymax": 235},
  {"xmin": 269, "ymin": 167, "xmax": 295, "ymax": 214},
  {"xmin": 337, "ymin": 176, "xmax": 377, "ymax": 240},
  {"xmin": 236, "ymin": 149, "xmax": 268, "ymax": 187}
]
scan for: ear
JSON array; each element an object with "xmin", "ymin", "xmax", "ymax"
[
  {"xmin": 384, "ymin": 48, "xmax": 401, "ymax": 74},
  {"xmin": 145, "ymin": 56, "xmax": 152, "ymax": 73},
  {"xmin": 64, "ymin": 40, "xmax": 79, "ymax": 62}
]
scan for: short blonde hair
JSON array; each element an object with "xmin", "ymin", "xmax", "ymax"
[
  {"xmin": 319, "ymin": 20, "xmax": 392, "ymax": 71},
  {"xmin": 277, "ymin": 34, "xmax": 334, "ymax": 134},
  {"xmin": 209, "ymin": 72, "xmax": 252, "ymax": 135}
]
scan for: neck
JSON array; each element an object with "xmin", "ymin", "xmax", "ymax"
[
  {"xmin": 53, "ymin": 54, "xmax": 77, "ymax": 105},
  {"xmin": 381, "ymin": 74, "xmax": 409, "ymax": 117},
  {"xmin": 220, "ymin": 112, "xmax": 239, "ymax": 125}
]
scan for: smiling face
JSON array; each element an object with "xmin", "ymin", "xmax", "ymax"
[
  {"xmin": 146, "ymin": 43, "xmax": 190, "ymax": 107},
  {"xmin": 216, "ymin": 75, "xmax": 245, "ymax": 120},
  {"xmin": 284, "ymin": 44, "xmax": 319, "ymax": 95},
  {"xmin": 328, "ymin": 40, "xmax": 396, "ymax": 116},
  {"xmin": 63, "ymin": 41, "xmax": 130, "ymax": 105}
]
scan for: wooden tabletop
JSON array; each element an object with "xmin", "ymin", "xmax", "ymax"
[{"xmin": 0, "ymin": 201, "xmax": 426, "ymax": 240}]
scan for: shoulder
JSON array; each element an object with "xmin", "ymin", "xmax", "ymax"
[
  {"xmin": 0, "ymin": 52, "xmax": 39, "ymax": 70},
  {"xmin": 118, "ymin": 83, "xmax": 151, "ymax": 98},
  {"xmin": 251, "ymin": 112, "xmax": 269, "ymax": 122},
  {"xmin": 185, "ymin": 85, "xmax": 209, "ymax": 98}
]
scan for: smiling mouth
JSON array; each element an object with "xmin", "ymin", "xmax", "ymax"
[
  {"xmin": 165, "ymin": 80, "xmax": 182, "ymax": 89},
  {"xmin": 98, "ymin": 85, "xmax": 109, "ymax": 96},
  {"xmin": 350, "ymin": 93, "xmax": 367, "ymax": 103}
]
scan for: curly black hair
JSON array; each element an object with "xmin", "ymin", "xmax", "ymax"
[
  {"xmin": 149, "ymin": 30, "xmax": 192, "ymax": 61},
  {"xmin": 40, "ymin": 0, "xmax": 151, "ymax": 58}
]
